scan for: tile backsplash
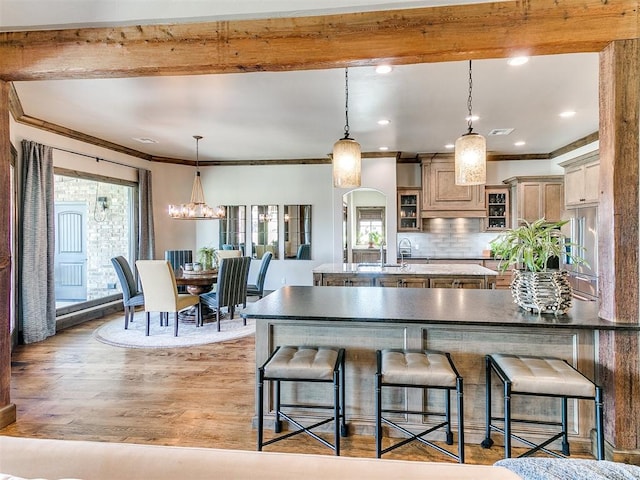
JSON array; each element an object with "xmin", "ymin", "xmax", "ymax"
[{"xmin": 397, "ymin": 218, "xmax": 500, "ymax": 258}]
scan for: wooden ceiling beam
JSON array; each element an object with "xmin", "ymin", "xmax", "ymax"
[{"xmin": 0, "ymin": 0, "xmax": 638, "ymax": 81}]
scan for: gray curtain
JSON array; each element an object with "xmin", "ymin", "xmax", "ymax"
[
  {"xmin": 19, "ymin": 140, "xmax": 55, "ymax": 343},
  {"xmin": 138, "ymin": 168, "xmax": 155, "ymax": 260}
]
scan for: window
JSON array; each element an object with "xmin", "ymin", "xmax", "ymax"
[
  {"xmin": 356, "ymin": 207, "xmax": 385, "ymax": 245},
  {"xmin": 54, "ymin": 171, "xmax": 135, "ymax": 313}
]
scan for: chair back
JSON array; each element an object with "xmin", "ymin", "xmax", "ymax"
[
  {"xmin": 222, "ymin": 244, "xmax": 234, "ymax": 250},
  {"xmin": 164, "ymin": 250, "xmax": 192, "ymax": 293},
  {"xmin": 136, "ymin": 260, "xmax": 178, "ymax": 312},
  {"xmin": 215, "ymin": 249, "xmax": 242, "ymax": 264},
  {"xmin": 254, "ymin": 251, "xmax": 273, "ymax": 294},
  {"xmin": 296, "ymin": 244, "xmax": 311, "ymax": 260},
  {"xmin": 111, "ymin": 256, "xmax": 140, "ymax": 302},
  {"xmin": 216, "ymin": 256, "xmax": 252, "ymax": 309}
]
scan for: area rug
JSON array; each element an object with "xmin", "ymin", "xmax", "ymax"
[{"xmin": 93, "ymin": 311, "xmax": 255, "ymax": 349}]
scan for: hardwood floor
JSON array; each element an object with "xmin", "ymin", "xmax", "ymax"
[{"xmin": 0, "ymin": 312, "xmax": 584, "ymax": 464}]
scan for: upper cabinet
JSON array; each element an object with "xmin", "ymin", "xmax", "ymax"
[
  {"xmin": 397, "ymin": 188, "xmax": 421, "ymax": 231},
  {"xmin": 484, "ymin": 185, "xmax": 510, "ymax": 231},
  {"xmin": 420, "ymin": 156, "xmax": 485, "ymax": 218},
  {"xmin": 559, "ymin": 152, "xmax": 600, "ymax": 208},
  {"xmin": 503, "ymin": 176, "xmax": 564, "ymax": 225}
]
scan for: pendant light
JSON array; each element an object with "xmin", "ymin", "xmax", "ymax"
[
  {"xmin": 332, "ymin": 68, "xmax": 361, "ymax": 188},
  {"xmin": 168, "ymin": 135, "xmax": 225, "ymax": 220},
  {"xmin": 455, "ymin": 60, "xmax": 486, "ymax": 186}
]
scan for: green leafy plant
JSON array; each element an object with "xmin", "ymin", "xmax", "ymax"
[
  {"xmin": 198, "ymin": 246, "xmax": 217, "ymax": 270},
  {"xmin": 368, "ymin": 231, "xmax": 382, "ymax": 246},
  {"xmin": 491, "ymin": 218, "xmax": 586, "ymax": 273}
]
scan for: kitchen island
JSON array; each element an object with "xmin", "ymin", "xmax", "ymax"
[
  {"xmin": 312, "ymin": 262, "xmax": 497, "ymax": 289},
  {"xmin": 242, "ymin": 286, "xmax": 633, "ymax": 453}
]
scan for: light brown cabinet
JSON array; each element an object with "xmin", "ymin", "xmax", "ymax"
[
  {"xmin": 503, "ymin": 176, "xmax": 564, "ymax": 225},
  {"xmin": 484, "ymin": 186, "xmax": 510, "ymax": 231},
  {"xmin": 560, "ymin": 152, "xmax": 599, "ymax": 208},
  {"xmin": 420, "ymin": 156, "xmax": 485, "ymax": 218},
  {"xmin": 397, "ymin": 188, "xmax": 421, "ymax": 231},
  {"xmin": 319, "ymin": 275, "xmax": 374, "ymax": 287}
]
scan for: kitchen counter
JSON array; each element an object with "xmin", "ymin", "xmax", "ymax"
[
  {"xmin": 244, "ymin": 286, "xmax": 633, "ymax": 449},
  {"xmin": 312, "ymin": 262, "xmax": 496, "ymax": 288}
]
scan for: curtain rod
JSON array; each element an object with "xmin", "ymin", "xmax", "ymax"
[{"xmin": 52, "ymin": 146, "xmax": 149, "ymax": 171}]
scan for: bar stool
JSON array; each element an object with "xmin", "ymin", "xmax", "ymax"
[
  {"xmin": 482, "ymin": 353, "xmax": 604, "ymax": 460},
  {"xmin": 257, "ymin": 346, "xmax": 348, "ymax": 455},
  {"xmin": 375, "ymin": 349, "xmax": 464, "ymax": 463}
]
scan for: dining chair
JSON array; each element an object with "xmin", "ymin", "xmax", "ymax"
[
  {"xmin": 110, "ymin": 256, "xmax": 145, "ymax": 329},
  {"xmin": 215, "ymin": 249, "xmax": 242, "ymax": 267},
  {"xmin": 200, "ymin": 256, "xmax": 251, "ymax": 331},
  {"xmin": 164, "ymin": 250, "xmax": 193, "ymax": 293},
  {"xmin": 245, "ymin": 251, "xmax": 272, "ymax": 306},
  {"xmin": 296, "ymin": 243, "xmax": 311, "ymax": 260},
  {"xmin": 135, "ymin": 260, "xmax": 202, "ymax": 336}
]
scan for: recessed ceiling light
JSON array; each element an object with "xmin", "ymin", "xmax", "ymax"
[
  {"xmin": 559, "ymin": 111, "xmax": 576, "ymax": 118},
  {"xmin": 378, "ymin": 146, "xmax": 389, "ymax": 151},
  {"xmin": 132, "ymin": 137, "xmax": 158, "ymax": 144},
  {"xmin": 465, "ymin": 115, "xmax": 479, "ymax": 122},
  {"xmin": 508, "ymin": 56, "xmax": 529, "ymax": 66},
  {"xmin": 514, "ymin": 141, "xmax": 526, "ymax": 146},
  {"xmin": 375, "ymin": 65, "xmax": 393, "ymax": 74},
  {"xmin": 445, "ymin": 144, "xmax": 455, "ymax": 149},
  {"xmin": 377, "ymin": 119, "xmax": 390, "ymax": 126}
]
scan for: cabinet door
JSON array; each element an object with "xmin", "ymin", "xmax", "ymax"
[
  {"xmin": 397, "ymin": 189, "xmax": 421, "ymax": 231},
  {"xmin": 429, "ymin": 277, "xmax": 485, "ymax": 289},
  {"xmin": 520, "ymin": 183, "xmax": 543, "ymax": 223},
  {"xmin": 542, "ymin": 182, "xmax": 563, "ymax": 222},
  {"xmin": 583, "ymin": 161, "xmax": 600, "ymax": 204},
  {"xmin": 564, "ymin": 166, "xmax": 584, "ymax": 206},
  {"xmin": 422, "ymin": 159, "xmax": 485, "ymax": 215}
]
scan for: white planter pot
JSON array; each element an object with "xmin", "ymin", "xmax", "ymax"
[{"xmin": 510, "ymin": 269, "xmax": 573, "ymax": 315}]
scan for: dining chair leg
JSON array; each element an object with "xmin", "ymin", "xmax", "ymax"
[
  {"xmin": 216, "ymin": 307, "xmax": 221, "ymax": 332},
  {"xmin": 174, "ymin": 312, "xmax": 179, "ymax": 337},
  {"xmin": 124, "ymin": 307, "xmax": 130, "ymax": 329},
  {"xmin": 145, "ymin": 312, "xmax": 151, "ymax": 336}
]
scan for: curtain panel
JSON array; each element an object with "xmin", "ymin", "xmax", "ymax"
[{"xmin": 19, "ymin": 140, "xmax": 55, "ymax": 343}]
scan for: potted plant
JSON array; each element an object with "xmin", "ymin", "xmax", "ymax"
[
  {"xmin": 491, "ymin": 218, "xmax": 586, "ymax": 315},
  {"xmin": 367, "ymin": 231, "xmax": 382, "ymax": 248},
  {"xmin": 197, "ymin": 246, "xmax": 217, "ymax": 271}
]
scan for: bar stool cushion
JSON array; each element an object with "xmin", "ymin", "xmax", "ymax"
[
  {"xmin": 381, "ymin": 350, "xmax": 457, "ymax": 387},
  {"xmin": 264, "ymin": 346, "xmax": 338, "ymax": 380},
  {"xmin": 492, "ymin": 354, "xmax": 596, "ymax": 398}
]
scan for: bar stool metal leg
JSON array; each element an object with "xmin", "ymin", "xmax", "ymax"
[
  {"xmin": 457, "ymin": 377, "xmax": 465, "ymax": 464},
  {"xmin": 596, "ymin": 386, "xmax": 604, "ymax": 460},
  {"xmin": 561, "ymin": 397, "xmax": 570, "ymax": 455},
  {"xmin": 482, "ymin": 355, "xmax": 494, "ymax": 449}
]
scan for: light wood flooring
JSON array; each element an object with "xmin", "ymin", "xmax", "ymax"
[{"xmin": 0, "ymin": 311, "xmax": 583, "ymax": 464}]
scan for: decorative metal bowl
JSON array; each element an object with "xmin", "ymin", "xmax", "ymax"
[{"xmin": 510, "ymin": 269, "xmax": 573, "ymax": 315}]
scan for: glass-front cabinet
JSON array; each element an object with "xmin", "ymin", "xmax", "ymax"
[
  {"xmin": 484, "ymin": 186, "xmax": 510, "ymax": 231},
  {"xmin": 397, "ymin": 188, "xmax": 421, "ymax": 232}
]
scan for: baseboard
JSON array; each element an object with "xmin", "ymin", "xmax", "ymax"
[{"xmin": 0, "ymin": 403, "xmax": 17, "ymax": 428}]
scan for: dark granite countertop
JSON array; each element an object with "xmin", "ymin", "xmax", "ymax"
[{"xmin": 242, "ymin": 286, "xmax": 636, "ymax": 331}]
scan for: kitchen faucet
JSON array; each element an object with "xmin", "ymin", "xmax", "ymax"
[{"xmin": 398, "ymin": 238, "xmax": 412, "ymax": 266}]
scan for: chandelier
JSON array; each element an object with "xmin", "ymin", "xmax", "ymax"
[
  {"xmin": 454, "ymin": 60, "xmax": 486, "ymax": 186},
  {"xmin": 332, "ymin": 67, "xmax": 361, "ymax": 188},
  {"xmin": 168, "ymin": 135, "xmax": 225, "ymax": 220}
]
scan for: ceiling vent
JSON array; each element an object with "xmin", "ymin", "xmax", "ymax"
[{"xmin": 488, "ymin": 128, "xmax": 514, "ymax": 136}]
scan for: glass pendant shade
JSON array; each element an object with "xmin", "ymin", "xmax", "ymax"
[
  {"xmin": 332, "ymin": 138, "xmax": 362, "ymax": 188},
  {"xmin": 454, "ymin": 132, "xmax": 486, "ymax": 185}
]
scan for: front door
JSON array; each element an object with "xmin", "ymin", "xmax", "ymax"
[{"xmin": 54, "ymin": 202, "xmax": 87, "ymax": 301}]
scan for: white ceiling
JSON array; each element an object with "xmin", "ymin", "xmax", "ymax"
[{"xmin": 4, "ymin": 1, "xmax": 600, "ymax": 163}]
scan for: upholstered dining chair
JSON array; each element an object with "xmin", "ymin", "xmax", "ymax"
[
  {"xmin": 111, "ymin": 256, "xmax": 145, "ymax": 329},
  {"xmin": 200, "ymin": 256, "xmax": 251, "ymax": 331},
  {"xmin": 164, "ymin": 250, "xmax": 193, "ymax": 293},
  {"xmin": 135, "ymin": 260, "xmax": 202, "ymax": 337},
  {"xmin": 296, "ymin": 243, "xmax": 311, "ymax": 260},
  {"xmin": 245, "ymin": 251, "xmax": 272, "ymax": 306}
]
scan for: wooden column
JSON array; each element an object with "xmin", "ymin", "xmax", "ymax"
[
  {"xmin": 0, "ymin": 80, "xmax": 16, "ymax": 428},
  {"xmin": 598, "ymin": 39, "xmax": 640, "ymax": 459}
]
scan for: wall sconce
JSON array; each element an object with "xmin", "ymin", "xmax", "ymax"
[{"xmin": 97, "ymin": 196, "xmax": 108, "ymax": 211}]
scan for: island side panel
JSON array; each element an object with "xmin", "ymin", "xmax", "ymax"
[{"xmin": 255, "ymin": 317, "xmax": 596, "ymax": 450}]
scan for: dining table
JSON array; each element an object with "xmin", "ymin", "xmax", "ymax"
[{"xmin": 175, "ymin": 269, "xmax": 218, "ymax": 322}]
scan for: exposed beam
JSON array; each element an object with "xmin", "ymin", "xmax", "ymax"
[{"xmin": 0, "ymin": 0, "xmax": 638, "ymax": 81}]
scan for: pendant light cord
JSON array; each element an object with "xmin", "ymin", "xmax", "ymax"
[
  {"xmin": 343, "ymin": 68, "xmax": 351, "ymax": 140},
  {"xmin": 467, "ymin": 60, "xmax": 474, "ymax": 134},
  {"xmin": 194, "ymin": 135, "xmax": 202, "ymax": 175}
]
